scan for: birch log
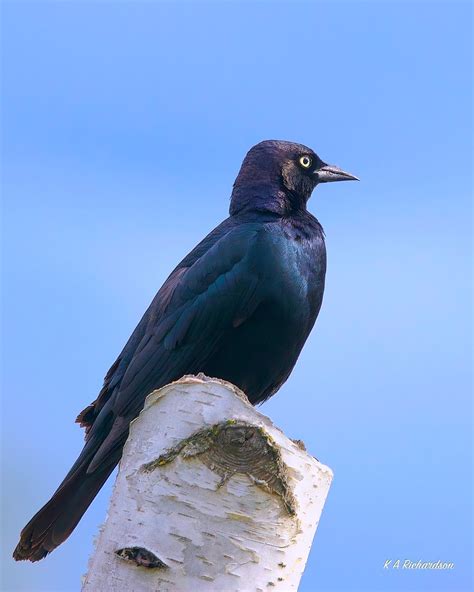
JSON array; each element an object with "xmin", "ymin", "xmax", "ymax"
[{"xmin": 82, "ymin": 374, "xmax": 333, "ymax": 592}]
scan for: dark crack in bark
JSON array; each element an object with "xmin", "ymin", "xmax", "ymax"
[{"xmin": 115, "ymin": 546, "xmax": 168, "ymax": 569}]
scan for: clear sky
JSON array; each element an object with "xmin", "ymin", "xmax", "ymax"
[{"xmin": 1, "ymin": 1, "xmax": 472, "ymax": 591}]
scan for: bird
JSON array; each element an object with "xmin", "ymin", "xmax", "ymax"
[{"xmin": 13, "ymin": 139, "xmax": 358, "ymax": 562}]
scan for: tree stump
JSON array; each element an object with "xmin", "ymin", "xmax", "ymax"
[{"xmin": 82, "ymin": 375, "xmax": 333, "ymax": 591}]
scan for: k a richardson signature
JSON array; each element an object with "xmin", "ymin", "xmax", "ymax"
[{"xmin": 384, "ymin": 559, "xmax": 455, "ymax": 570}]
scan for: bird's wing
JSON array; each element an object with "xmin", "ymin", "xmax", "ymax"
[
  {"xmin": 76, "ymin": 216, "xmax": 238, "ymax": 434},
  {"xmin": 117, "ymin": 223, "xmax": 266, "ymax": 413},
  {"xmin": 85, "ymin": 223, "xmax": 269, "ymax": 472}
]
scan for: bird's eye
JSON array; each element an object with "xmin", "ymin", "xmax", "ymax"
[{"xmin": 299, "ymin": 155, "xmax": 312, "ymax": 169}]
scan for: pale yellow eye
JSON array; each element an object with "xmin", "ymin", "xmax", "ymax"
[{"xmin": 299, "ymin": 155, "xmax": 312, "ymax": 169}]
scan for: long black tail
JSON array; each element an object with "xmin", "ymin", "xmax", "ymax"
[{"xmin": 13, "ymin": 452, "xmax": 119, "ymax": 562}]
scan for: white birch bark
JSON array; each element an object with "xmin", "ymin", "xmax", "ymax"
[{"xmin": 82, "ymin": 374, "xmax": 333, "ymax": 592}]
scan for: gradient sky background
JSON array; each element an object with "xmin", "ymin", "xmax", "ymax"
[{"xmin": 1, "ymin": 1, "xmax": 472, "ymax": 591}]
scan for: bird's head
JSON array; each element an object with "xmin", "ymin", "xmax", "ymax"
[{"xmin": 230, "ymin": 140, "xmax": 358, "ymax": 216}]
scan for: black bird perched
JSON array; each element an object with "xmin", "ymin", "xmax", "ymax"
[{"xmin": 14, "ymin": 139, "xmax": 357, "ymax": 562}]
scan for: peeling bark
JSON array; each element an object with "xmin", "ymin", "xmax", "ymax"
[
  {"xmin": 82, "ymin": 375, "xmax": 333, "ymax": 591},
  {"xmin": 142, "ymin": 421, "xmax": 297, "ymax": 515}
]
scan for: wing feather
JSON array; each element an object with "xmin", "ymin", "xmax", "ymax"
[{"xmin": 85, "ymin": 223, "xmax": 268, "ymax": 471}]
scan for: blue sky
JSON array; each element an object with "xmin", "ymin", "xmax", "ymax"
[{"xmin": 1, "ymin": 1, "xmax": 472, "ymax": 591}]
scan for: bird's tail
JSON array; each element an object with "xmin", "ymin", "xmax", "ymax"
[{"xmin": 13, "ymin": 459, "xmax": 116, "ymax": 562}]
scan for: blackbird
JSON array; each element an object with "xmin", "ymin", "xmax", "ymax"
[{"xmin": 14, "ymin": 139, "xmax": 357, "ymax": 561}]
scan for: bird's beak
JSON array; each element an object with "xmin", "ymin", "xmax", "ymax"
[{"xmin": 315, "ymin": 163, "xmax": 359, "ymax": 183}]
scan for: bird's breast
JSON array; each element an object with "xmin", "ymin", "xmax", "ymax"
[
  {"xmin": 263, "ymin": 227, "xmax": 326, "ymax": 321},
  {"xmin": 201, "ymin": 226, "xmax": 326, "ymax": 404}
]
